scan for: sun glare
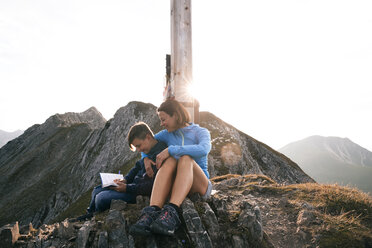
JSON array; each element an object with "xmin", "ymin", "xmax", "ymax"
[{"xmin": 187, "ymin": 82, "xmax": 210, "ymax": 106}]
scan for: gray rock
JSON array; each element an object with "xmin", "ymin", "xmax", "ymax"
[
  {"xmin": 200, "ymin": 112, "xmax": 315, "ymax": 184},
  {"xmin": 238, "ymin": 205, "xmax": 263, "ymax": 243},
  {"xmin": 110, "ymin": 199, "xmax": 127, "ymax": 211},
  {"xmin": 181, "ymin": 198, "xmax": 213, "ymax": 248},
  {"xmin": 105, "ymin": 209, "xmax": 128, "ymax": 248},
  {"xmin": 232, "ymin": 235, "xmax": 247, "ymax": 248},
  {"xmin": 199, "ymin": 202, "xmax": 220, "ymax": 245},
  {"xmin": 57, "ymin": 220, "xmax": 75, "ymax": 239},
  {"xmin": 98, "ymin": 231, "xmax": 108, "ymax": 248},
  {"xmin": 0, "ymin": 222, "xmax": 20, "ymax": 248},
  {"xmin": 136, "ymin": 195, "xmax": 150, "ymax": 209},
  {"xmin": 76, "ymin": 221, "xmax": 93, "ymax": 248}
]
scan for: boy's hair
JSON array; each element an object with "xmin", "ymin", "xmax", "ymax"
[
  {"xmin": 127, "ymin": 122, "xmax": 154, "ymax": 151},
  {"xmin": 158, "ymin": 99, "xmax": 191, "ymax": 127}
]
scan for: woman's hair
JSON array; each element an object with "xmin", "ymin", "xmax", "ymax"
[
  {"xmin": 127, "ymin": 122, "xmax": 154, "ymax": 151},
  {"xmin": 158, "ymin": 99, "xmax": 191, "ymax": 127}
]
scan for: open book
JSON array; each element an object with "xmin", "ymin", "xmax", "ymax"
[{"xmin": 100, "ymin": 173, "xmax": 124, "ymax": 188}]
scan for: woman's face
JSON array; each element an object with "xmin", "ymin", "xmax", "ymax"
[{"xmin": 158, "ymin": 111, "xmax": 178, "ymax": 132}]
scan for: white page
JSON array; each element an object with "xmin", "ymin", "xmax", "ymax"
[{"xmin": 100, "ymin": 173, "xmax": 124, "ymax": 188}]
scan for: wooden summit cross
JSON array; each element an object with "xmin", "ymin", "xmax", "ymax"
[{"xmin": 165, "ymin": 0, "xmax": 199, "ymax": 123}]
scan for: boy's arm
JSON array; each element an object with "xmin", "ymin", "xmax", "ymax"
[
  {"xmin": 124, "ymin": 160, "xmax": 143, "ymax": 184},
  {"xmin": 126, "ymin": 180, "xmax": 154, "ymax": 196}
]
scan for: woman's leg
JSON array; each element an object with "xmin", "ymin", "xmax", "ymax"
[
  {"xmin": 129, "ymin": 157, "xmax": 178, "ymax": 236},
  {"xmin": 150, "ymin": 157, "xmax": 177, "ymax": 208},
  {"xmin": 168, "ymin": 155, "xmax": 209, "ymax": 206},
  {"xmin": 149, "ymin": 155, "xmax": 209, "ymax": 236}
]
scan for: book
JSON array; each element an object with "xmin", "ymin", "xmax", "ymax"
[{"xmin": 100, "ymin": 173, "xmax": 124, "ymax": 188}]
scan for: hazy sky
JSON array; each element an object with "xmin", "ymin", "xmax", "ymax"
[{"xmin": 1, "ymin": 0, "xmax": 371, "ymax": 151}]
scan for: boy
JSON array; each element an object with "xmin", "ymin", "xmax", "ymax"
[{"xmin": 71, "ymin": 122, "xmax": 167, "ymax": 222}]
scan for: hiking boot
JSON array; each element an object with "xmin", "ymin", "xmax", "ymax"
[
  {"xmin": 129, "ymin": 206, "xmax": 160, "ymax": 236},
  {"xmin": 70, "ymin": 212, "xmax": 94, "ymax": 222},
  {"xmin": 150, "ymin": 204, "xmax": 181, "ymax": 236}
]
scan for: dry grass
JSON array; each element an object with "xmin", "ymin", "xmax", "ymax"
[
  {"xmin": 261, "ymin": 182, "xmax": 372, "ymax": 247},
  {"xmin": 207, "ymin": 174, "xmax": 372, "ymax": 246},
  {"xmin": 287, "ymin": 183, "xmax": 372, "ymax": 218},
  {"xmin": 211, "ymin": 173, "xmax": 276, "ymax": 184}
]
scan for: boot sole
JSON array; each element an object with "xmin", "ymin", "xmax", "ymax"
[{"xmin": 150, "ymin": 222, "xmax": 175, "ymax": 236}]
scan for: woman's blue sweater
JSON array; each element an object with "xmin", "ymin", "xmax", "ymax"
[{"xmin": 154, "ymin": 123, "xmax": 211, "ymax": 178}]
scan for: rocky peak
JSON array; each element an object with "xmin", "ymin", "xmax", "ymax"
[
  {"xmin": 200, "ymin": 112, "xmax": 314, "ymax": 184},
  {"xmin": 0, "ymin": 101, "xmax": 313, "ymax": 232},
  {"xmin": 44, "ymin": 106, "xmax": 106, "ymax": 130}
]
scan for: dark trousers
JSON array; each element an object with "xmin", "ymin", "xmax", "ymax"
[{"xmin": 88, "ymin": 185, "xmax": 136, "ymax": 213}]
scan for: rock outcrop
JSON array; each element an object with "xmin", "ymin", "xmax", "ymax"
[
  {"xmin": 1, "ymin": 176, "xmax": 278, "ymax": 248},
  {"xmin": 0, "ymin": 101, "xmax": 313, "ymax": 230},
  {"xmin": 199, "ymin": 112, "xmax": 313, "ymax": 184},
  {"xmin": 4, "ymin": 175, "xmax": 371, "ymax": 248}
]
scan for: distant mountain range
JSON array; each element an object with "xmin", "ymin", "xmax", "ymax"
[
  {"xmin": 279, "ymin": 135, "xmax": 372, "ymax": 195},
  {"xmin": 0, "ymin": 129, "xmax": 23, "ymax": 148}
]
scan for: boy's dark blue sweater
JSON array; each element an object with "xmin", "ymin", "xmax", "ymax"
[{"xmin": 124, "ymin": 141, "xmax": 167, "ymax": 196}]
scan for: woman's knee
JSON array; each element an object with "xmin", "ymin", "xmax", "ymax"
[
  {"xmin": 178, "ymin": 155, "xmax": 194, "ymax": 170},
  {"xmin": 179, "ymin": 155, "xmax": 192, "ymax": 163},
  {"xmin": 160, "ymin": 157, "xmax": 177, "ymax": 172}
]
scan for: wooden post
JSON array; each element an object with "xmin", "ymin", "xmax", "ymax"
[{"xmin": 169, "ymin": 0, "xmax": 199, "ymax": 123}]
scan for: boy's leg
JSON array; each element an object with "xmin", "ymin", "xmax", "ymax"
[
  {"xmin": 95, "ymin": 190, "xmax": 136, "ymax": 212},
  {"xmin": 149, "ymin": 157, "xmax": 177, "ymax": 208},
  {"xmin": 87, "ymin": 185, "xmax": 106, "ymax": 213}
]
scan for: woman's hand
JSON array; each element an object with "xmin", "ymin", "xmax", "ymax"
[
  {"xmin": 144, "ymin": 157, "xmax": 156, "ymax": 178},
  {"xmin": 112, "ymin": 179, "xmax": 126, "ymax": 192},
  {"xmin": 156, "ymin": 148, "xmax": 170, "ymax": 169}
]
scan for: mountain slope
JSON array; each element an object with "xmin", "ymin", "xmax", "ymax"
[
  {"xmin": 279, "ymin": 135, "xmax": 372, "ymax": 194},
  {"xmin": 0, "ymin": 129, "xmax": 23, "ymax": 148},
  {"xmin": 0, "ymin": 102, "xmax": 314, "ymax": 228}
]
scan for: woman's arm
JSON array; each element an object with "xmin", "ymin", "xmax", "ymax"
[{"xmin": 168, "ymin": 127, "xmax": 211, "ymax": 159}]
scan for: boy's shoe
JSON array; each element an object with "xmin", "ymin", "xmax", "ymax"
[
  {"xmin": 70, "ymin": 212, "xmax": 94, "ymax": 222},
  {"xmin": 150, "ymin": 204, "xmax": 181, "ymax": 236},
  {"xmin": 129, "ymin": 206, "xmax": 160, "ymax": 236}
]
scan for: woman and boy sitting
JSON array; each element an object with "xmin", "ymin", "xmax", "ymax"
[{"xmin": 73, "ymin": 99, "xmax": 212, "ymax": 236}]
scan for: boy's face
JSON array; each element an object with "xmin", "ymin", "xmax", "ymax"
[{"xmin": 131, "ymin": 135, "xmax": 152, "ymax": 154}]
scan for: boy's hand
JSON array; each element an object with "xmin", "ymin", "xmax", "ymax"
[
  {"xmin": 156, "ymin": 148, "xmax": 170, "ymax": 169},
  {"xmin": 112, "ymin": 180, "xmax": 126, "ymax": 192},
  {"xmin": 114, "ymin": 179, "xmax": 126, "ymax": 184},
  {"xmin": 144, "ymin": 157, "xmax": 156, "ymax": 178}
]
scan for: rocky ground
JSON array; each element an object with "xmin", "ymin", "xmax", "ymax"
[{"xmin": 2, "ymin": 174, "xmax": 371, "ymax": 248}]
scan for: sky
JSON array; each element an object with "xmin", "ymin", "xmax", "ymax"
[{"xmin": 1, "ymin": 0, "xmax": 371, "ymax": 152}]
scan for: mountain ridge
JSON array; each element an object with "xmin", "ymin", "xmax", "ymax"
[
  {"xmin": 279, "ymin": 135, "xmax": 372, "ymax": 194},
  {"xmin": 0, "ymin": 101, "xmax": 314, "ymax": 229},
  {"xmin": 0, "ymin": 129, "xmax": 23, "ymax": 148}
]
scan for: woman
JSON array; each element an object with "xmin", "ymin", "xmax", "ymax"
[{"xmin": 129, "ymin": 99, "xmax": 212, "ymax": 236}]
